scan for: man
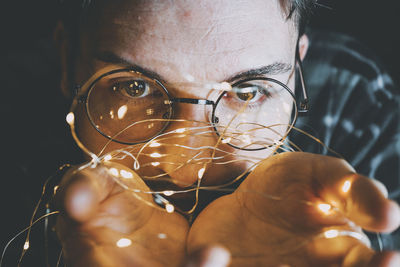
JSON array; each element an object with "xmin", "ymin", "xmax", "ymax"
[{"xmin": 50, "ymin": 0, "xmax": 400, "ymax": 266}]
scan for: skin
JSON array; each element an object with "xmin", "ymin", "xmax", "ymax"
[{"xmin": 55, "ymin": 0, "xmax": 400, "ymax": 266}]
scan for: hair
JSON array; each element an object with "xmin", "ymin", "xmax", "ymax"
[
  {"xmin": 279, "ymin": 0, "xmax": 318, "ymax": 35},
  {"xmin": 59, "ymin": 0, "xmax": 317, "ymax": 36}
]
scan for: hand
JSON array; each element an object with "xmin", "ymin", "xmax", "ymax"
[
  {"xmin": 188, "ymin": 152, "xmax": 400, "ymax": 267},
  {"xmin": 54, "ymin": 161, "xmax": 189, "ymax": 267}
]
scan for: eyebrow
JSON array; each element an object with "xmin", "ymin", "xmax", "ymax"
[
  {"xmin": 95, "ymin": 51, "xmax": 166, "ymax": 82},
  {"xmin": 226, "ymin": 62, "xmax": 293, "ymax": 83},
  {"xmin": 95, "ymin": 51, "xmax": 292, "ymax": 84}
]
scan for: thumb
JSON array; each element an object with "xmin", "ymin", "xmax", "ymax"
[
  {"xmin": 55, "ymin": 164, "xmax": 115, "ymax": 223},
  {"xmin": 184, "ymin": 245, "xmax": 231, "ymax": 267}
]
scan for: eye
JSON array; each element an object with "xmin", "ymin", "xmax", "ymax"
[
  {"xmin": 114, "ymin": 79, "xmax": 150, "ymax": 98},
  {"xmin": 234, "ymin": 83, "xmax": 268, "ymax": 102}
]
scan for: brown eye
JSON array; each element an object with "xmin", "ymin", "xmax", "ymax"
[
  {"xmin": 236, "ymin": 90, "xmax": 256, "ymax": 101},
  {"xmin": 116, "ymin": 80, "xmax": 149, "ymax": 98},
  {"xmin": 235, "ymin": 84, "xmax": 259, "ymax": 101}
]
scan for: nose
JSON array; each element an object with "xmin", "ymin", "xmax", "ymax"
[{"xmin": 151, "ymin": 100, "xmax": 217, "ymax": 186}]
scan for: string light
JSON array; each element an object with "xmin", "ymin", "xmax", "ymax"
[
  {"xmin": 23, "ymin": 241, "xmax": 29, "ymax": 250},
  {"xmin": 150, "ymin": 152, "xmax": 162, "ymax": 158},
  {"xmin": 108, "ymin": 167, "xmax": 119, "ymax": 177},
  {"xmin": 66, "ymin": 112, "xmax": 75, "ymax": 125},
  {"xmin": 342, "ymin": 180, "xmax": 352, "ymax": 193},
  {"xmin": 165, "ymin": 203, "xmax": 175, "ymax": 213},
  {"xmin": 116, "ymin": 238, "xmax": 132, "ymax": 248},
  {"xmin": 324, "ymin": 229, "xmax": 339, "ymax": 239},
  {"xmin": 120, "ymin": 169, "xmax": 133, "ymax": 179},
  {"xmin": 157, "ymin": 233, "xmax": 167, "ymax": 239},
  {"xmin": 163, "ymin": 190, "xmax": 174, "ymax": 196},
  {"xmin": 221, "ymin": 137, "xmax": 231, "ymax": 144},
  {"xmin": 317, "ymin": 203, "xmax": 332, "ymax": 214},
  {"xmin": 198, "ymin": 167, "xmax": 206, "ymax": 179},
  {"xmin": 117, "ymin": 105, "xmax": 128, "ymax": 119},
  {"xmin": 149, "ymin": 142, "xmax": 161, "ymax": 147},
  {"xmin": 175, "ymin": 128, "xmax": 186, "ymax": 133},
  {"xmin": 12, "ymin": 73, "xmax": 372, "ymax": 267}
]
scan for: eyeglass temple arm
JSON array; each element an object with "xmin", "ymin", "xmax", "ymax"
[{"xmin": 296, "ymin": 47, "xmax": 310, "ymax": 113}]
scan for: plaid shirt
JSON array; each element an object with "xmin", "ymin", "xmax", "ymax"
[{"xmin": 290, "ymin": 29, "xmax": 400, "ymax": 249}]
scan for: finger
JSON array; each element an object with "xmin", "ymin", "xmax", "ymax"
[
  {"xmin": 342, "ymin": 243, "xmax": 374, "ymax": 267},
  {"xmin": 321, "ymin": 173, "xmax": 400, "ymax": 233},
  {"xmin": 55, "ymin": 164, "xmax": 116, "ymax": 222},
  {"xmin": 184, "ymin": 245, "xmax": 231, "ymax": 267},
  {"xmin": 344, "ymin": 247, "xmax": 400, "ymax": 267},
  {"xmin": 367, "ymin": 251, "xmax": 400, "ymax": 267}
]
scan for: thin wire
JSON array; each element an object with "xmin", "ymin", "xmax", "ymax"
[{"xmin": 0, "ymin": 212, "xmax": 59, "ymax": 267}]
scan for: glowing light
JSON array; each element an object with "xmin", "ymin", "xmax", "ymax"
[
  {"xmin": 198, "ymin": 167, "xmax": 206, "ymax": 179},
  {"xmin": 110, "ymin": 110, "xmax": 114, "ymax": 119},
  {"xmin": 342, "ymin": 180, "xmax": 352, "ymax": 193},
  {"xmin": 120, "ymin": 169, "xmax": 133, "ymax": 179},
  {"xmin": 175, "ymin": 128, "xmax": 186, "ymax": 133},
  {"xmin": 158, "ymin": 233, "xmax": 167, "ymax": 239},
  {"xmin": 148, "ymin": 123, "xmax": 154, "ymax": 129},
  {"xmin": 146, "ymin": 108, "xmax": 154, "ymax": 115},
  {"xmin": 221, "ymin": 137, "xmax": 232, "ymax": 144},
  {"xmin": 66, "ymin": 112, "xmax": 75, "ymax": 125},
  {"xmin": 213, "ymin": 81, "xmax": 232, "ymax": 91},
  {"xmin": 318, "ymin": 203, "xmax": 332, "ymax": 214},
  {"xmin": 151, "ymin": 162, "xmax": 160, "ymax": 166},
  {"xmin": 150, "ymin": 153, "xmax": 162, "ymax": 158},
  {"xmin": 240, "ymin": 134, "xmax": 252, "ymax": 145},
  {"xmin": 163, "ymin": 190, "xmax": 174, "ymax": 196},
  {"xmin": 165, "ymin": 203, "xmax": 175, "ymax": 213},
  {"xmin": 23, "ymin": 241, "xmax": 29, "ymax": 250},
  {"xmin": 116, "ymin": 238, "xmax": 132, "ymax": 248},
  {"xmin": 104, "ymin": 154, "xmax": 112, "ymax": 161},
  {"xmin": 53, "ymin": 185, "xmax": 59, "ymax": 195},
  {"xmin": 149, "ymin": 142, "xmax": 161, "ymax": 147},
  {"xmin": 324, "ymin": 229, "xmax": 339, "ymax": 239},
  {"xmin": 118, "ymin": 105, "xmax": 128, "ymax": 119},
  {"xmin": 108, "ymin": 167, "xmax": 119, "ymax": 177}
]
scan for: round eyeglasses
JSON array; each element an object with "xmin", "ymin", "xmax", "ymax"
[{"xmin": 72, "ymin": 60, "xmax": 309, "ymax": 151}]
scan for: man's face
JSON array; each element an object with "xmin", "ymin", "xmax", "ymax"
[{"xmin": 69, "ymin": 0, "xmax": 299, "ymax": 187}]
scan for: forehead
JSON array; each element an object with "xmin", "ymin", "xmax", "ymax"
[{"xmin": 82, "ymin": 0, "xmax": 298, "ymax": 83}]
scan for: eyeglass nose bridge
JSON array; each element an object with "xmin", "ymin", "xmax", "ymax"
[
  {"xmin": 167, "ymin": 98, "xmax": 215, "ymax": 106},
  {"xmin": 166, "ymin": 97, "xmax": 218, "ymax": 123}
]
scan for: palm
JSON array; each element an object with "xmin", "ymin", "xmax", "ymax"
[
  {"xmin": 56, "ymin": 163, "xmax": 189, "ymax": 267},
  {"xmin": 188, "ymin": 152, "xmax": 393, "ymax": 267}
]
